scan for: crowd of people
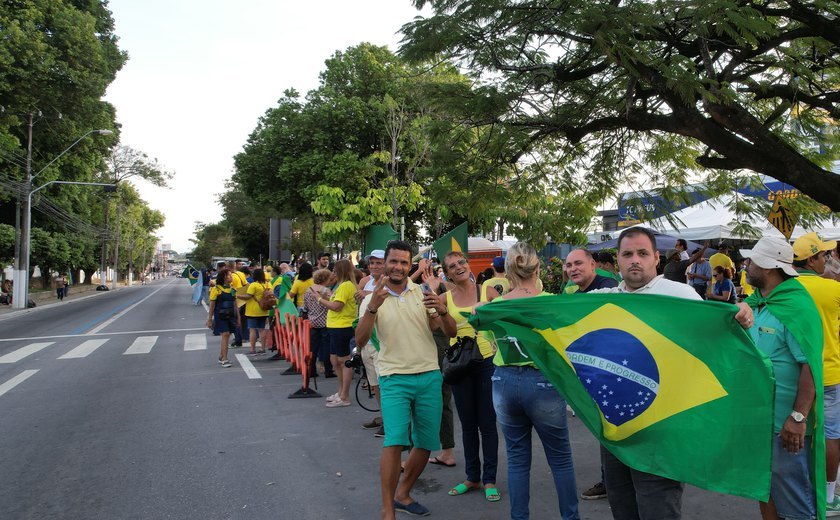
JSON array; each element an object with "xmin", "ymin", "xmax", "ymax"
[{"xmin": 202, "ymin": 227, "xmax": 840, "ymax": 520}]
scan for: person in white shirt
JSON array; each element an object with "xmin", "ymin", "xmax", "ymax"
[{"xmin": 588, "ymin": 227, "xmax": 753, "ymax": 520}]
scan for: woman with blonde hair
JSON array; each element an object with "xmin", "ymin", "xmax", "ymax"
[
  {"xmin": 490, "ymin": 242, "xmax": 579, "ymax": 520},
  {"xmin": 304, "ymin": 268, "xmax": 335, "ymax": 378},
  {"xmin": 311, "ymin": 258, "xmax": 358, "ymax": 407}
]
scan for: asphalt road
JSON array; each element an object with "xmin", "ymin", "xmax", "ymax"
[{"xmin": 0, "ymin": 278, "xmax": 755, "ymax": 519}]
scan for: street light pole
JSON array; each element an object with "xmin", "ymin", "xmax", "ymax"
[{"xmin": 12, "ymin": 129, "xmax": 114, "ymax": 309}]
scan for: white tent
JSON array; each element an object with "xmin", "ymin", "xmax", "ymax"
[{"xmin": 641, "ymin": 196, "xmax": 840, "ymax": 241}]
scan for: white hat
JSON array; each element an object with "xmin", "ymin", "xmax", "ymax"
[
  {"xmin": 740, "ymin": 237, "xmax": 798, "ymax": 277},
  {"xmin": 369, "ymin": 249, "xmax": 385, "ymax": 259}
]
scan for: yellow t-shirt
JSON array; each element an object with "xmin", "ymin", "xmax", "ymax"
[
  {"xmin": 359, "ymin": 282, "xmax": 439, "ymax": 376},
  {"xmin": 290, "ymin": 278, "xmax": 314, "ymax": 307},
  {"xmin": 231, "ymin": 271, "xmax": 248, "ymax": 307},
  {"xmin": 209, "ymin": 285, "xmax": 235, "ymax": 301},
  {"xmin": 739, "ymin": 270, "xmax": 754, "ymax": 297},
  {"xmin": 709, "ymin": 253, "xmax": 735, "ymax": 274},
  {"xmin": 446, "ymin": 286, "xmax": 493, "ymax": 358},
  {"xmin": 482, "ymin": 276, "xmax": 510, "ymax": 296},
  {"xmin": 245, "ymin": 282, "xmax": 271, "ymax": 317},
  {"xmin": 796, "ymin": 273, "xmax": 840, "ymax": 386},
  {"xmin": 326, "ymin": 280, "xmax": 358, "ymax": 328}
]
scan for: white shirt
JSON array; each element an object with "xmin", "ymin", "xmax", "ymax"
[
  {"xmin": 679, "ymin": 251, "xmax": 690, "ymax": 261},
  {"xmin": 591, "ymin": 275, "xmax": 702, "ymax": 300}
]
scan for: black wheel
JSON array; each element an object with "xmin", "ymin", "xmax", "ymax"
[{"xmin": 355, "ymin": 374, "xmax": 380, "ymax": 412}]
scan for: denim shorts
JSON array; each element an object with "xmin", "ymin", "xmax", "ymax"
[
  {"xmin": 825, "ymin": 384, "xmax": 840, "ymax": 439},
  {"xmin": 246, "ymin": 316, "xmax": 267, "ymax": 330},
  {"xmin": 213, "ymin": 315, "xmax": 236, "ymax": 335},
  {"xmin": 379, "ymin": 370, "xmax": 442, "ymax": 451},
  {"xmin": 770, "ymin": 436, "xmax": 815, "ymax": 520},
  {"xmin": 328, "ymin": 327, "xmax": 354, "ymax": 357}
]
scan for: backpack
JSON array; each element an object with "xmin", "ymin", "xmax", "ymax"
[{"xmin": 259, "ymin": 284, "xmax": 277, "ymax": 311}]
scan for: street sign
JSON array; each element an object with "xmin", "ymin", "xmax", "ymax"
[{"xmin": 768, "ymin": 197, "xmax": 796, "ymax": 240}]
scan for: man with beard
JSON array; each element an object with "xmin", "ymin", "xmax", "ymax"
[
  {"xmin": 589, "ymin": 227, "xmax": 753, "ymax": 520},
  {"xmin": 742, "ymin": 236, "xmax": 822, "ymax": 520},
  {"xmin": 356, "ymin": 241, "xmax": 457, "ymax": 519}
]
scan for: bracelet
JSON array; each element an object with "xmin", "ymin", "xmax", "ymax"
[
  {"xmin": 438, "ymin": 309, "xmax": 448, "ymax": 316},
  {"xmin": 368, "ymin": 307, "xmax": 378, "ymax": 314}
]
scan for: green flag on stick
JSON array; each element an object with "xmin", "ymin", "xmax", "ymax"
[
  {"xmin": 470, "ymin": 293, "xmax": 775, "ymax": 501},
  {"xmin": 181, "ymin": 265, "xmax": 200, "ymax": 286},
  {"xmin": 364, "ymin": 223, "xmax": 399, "ymax": 255},
  {"xmin": 433, "ymin": 222, "xmax": 468, "ymax": 259}
]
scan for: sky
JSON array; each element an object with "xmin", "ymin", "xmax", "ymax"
[{"xmin": 104, "ymin": 0, "xmax": 428, "ymax": 253}]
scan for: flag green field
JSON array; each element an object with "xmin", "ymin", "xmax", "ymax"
[
  {"xmin": 364, "ymin": 223, "xmax": 399, "ymax": 255},
  {"xmin": 181, "ymin": 265, "xmax": 200, "ymax": 286},
  {"xmin": 470, "ymin": 293, "xmax": 775, "ymax": 501},
  {"xmin": 433, "ymin": 222, "xmax": 467, "ymax": 259}
]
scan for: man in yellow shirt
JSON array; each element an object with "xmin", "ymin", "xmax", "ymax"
[
  {"xmin": 482, "ymin": 256, "xmax": 510, "ymax": 296},
  {"xmin": 793, "ymin": 232, "xmax": 840, "ymax": 515},
  {"xmin": 230, "ymin": 263, "xmax": 249, "ymax": 347},
  {"xmin": 356, "ymin": 241, "xmax": 457, "ymax": 519},
  {"xmin": 709, "ymin": 243, "xmax": 735, "ymax": 276}
]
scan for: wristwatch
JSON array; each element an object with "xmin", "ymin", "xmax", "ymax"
[{"xmin": 790, "ymin": 410, "xmax": 806, "ymax": 423}]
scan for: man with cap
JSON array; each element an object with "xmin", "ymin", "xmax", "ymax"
[
  {"xmin": 741, "ymin": 236, "xmax": 825, "ymax": 520},
  {"xmin": 663, "ymin": 243, "xmax": 707, "ymax": 284},
  {"xmin": 483, "ymin": 256, "xmax": 510, "ymax": 296},
  {"xmin": 793, "ymin": 232, "xmax": 840, "ymax": 516},
  {"xmin": 356, "ymin": 249, "xmax": 386, "ymax": 437}
]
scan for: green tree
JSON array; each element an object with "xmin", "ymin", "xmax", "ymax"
[{"xmin": 401, "ymin": 0, "xmax": 840, "ymax": 211}]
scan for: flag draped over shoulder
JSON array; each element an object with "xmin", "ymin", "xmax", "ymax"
[
  {"xmin": 745, "ymin": 278, "xmax": 825, "ymax": 518},
  {"xmin": 272, "ymin": 274, "xmax": 297, "ymax": 326},
  {"xmin": 433, "ymin": 222, "xmax": 467, "ymax": 259},
  {"xmin": 470, "ymin": 293, "xmax": 775, "ymax": 501}
]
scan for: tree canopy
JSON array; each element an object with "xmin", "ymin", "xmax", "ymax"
[{"xmin": 400, "ymin": 0, "xmax": 840, "ymax": 211}]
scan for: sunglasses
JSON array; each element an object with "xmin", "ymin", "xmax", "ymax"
[{"xmin": 446, "ymin": 258, "xmax": 468, "ymax": 270}]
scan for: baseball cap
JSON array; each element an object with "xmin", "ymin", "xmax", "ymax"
[
  {"xmin": 792, "ymin": 232, "xmax": 837, "ymax": 261},
  {"xmin": 740, "ymin": 237, "xmax": 798, "ymax": 277},
  {"xmin": 492, "ymin": 256, "xmax": 506, "ymax": 271},
  {"xmin": 369, "ymin": 249, "xmax": 385, "ymax": 259}
]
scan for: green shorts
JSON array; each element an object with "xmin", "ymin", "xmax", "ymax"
[{"xmin": 379, "ymin": 370, "xmax": 442, "ymax": 451}]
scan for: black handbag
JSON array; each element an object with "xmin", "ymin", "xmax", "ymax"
[{"xmin": 442, "ymin": 335, "xmax": 484, "ymax": 384}]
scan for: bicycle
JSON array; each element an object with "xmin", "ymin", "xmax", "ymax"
[{"xmin": 347, "ymin": 348, "xmax": 380, "ymax": 412}]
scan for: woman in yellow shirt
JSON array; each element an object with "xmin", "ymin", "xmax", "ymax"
[
  {"xmin": 238, "ymin": 268, "xmax": 272, "ymax": 356},
  {"xmin": 289, "ymin": 262, "xmax": 314, "ymax": 309},
  {"xmin": 433, "ymin": 251, "xmax": 501, "ymax": 502},
  {"xmin": 313, "ymin": 259, "xmax": 357, "ymax": 407}
]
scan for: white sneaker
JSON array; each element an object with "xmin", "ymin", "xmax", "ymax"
[{"xmin": 326, "ymin": 393, "xmax": 340, "ymax": 402}]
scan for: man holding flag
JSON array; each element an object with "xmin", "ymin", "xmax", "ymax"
[
  {"xmin": 586, "ymin": 227, "xmax": 754, "ymax": 519},
  {"xmin": 742, "ymin": 237, "xmax": 824, "ymax": 520}
]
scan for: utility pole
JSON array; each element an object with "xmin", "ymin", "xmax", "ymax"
[
  {"xmin": 111, "ymin": 203, "xmax": 121, "ymax": 290},
  {"xmin": 13, "ymin": 114, "xmax": 35, "ymax": 308}
]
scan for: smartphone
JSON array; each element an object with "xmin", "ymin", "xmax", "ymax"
[{"xmin": 420, "ymin": 283, "xmax": 436, "ymax": 314}]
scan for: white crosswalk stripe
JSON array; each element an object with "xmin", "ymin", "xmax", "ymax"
[
  {"xmin": 123, "ymin": 336, "xmax": 158, "ymax": 355},
  {"xmin": 58, "ymin": 339, "xmax": 109, "ymax": 359},
  {"xmin": 0, "ymin": 370, "xmax": 39, "ymax": 398},
  {"xmin": 183, "ymin": 334, "xmax": 207, "ymax": 351},
  {"xmin": 0, "ymin": 342, "xmax": 55, "ymax": 364}
]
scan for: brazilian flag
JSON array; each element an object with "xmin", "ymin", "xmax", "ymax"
[
  {"xmin": 470, "ymin": 293, "xmax": 775, "ymax": 501},
  {"xmin": 433, "ymin": 222, "xmax": 468, "ymax": 259},
  {"xmin": 181, "ymin": 265, "xmax": 200, "ymax": 286}
]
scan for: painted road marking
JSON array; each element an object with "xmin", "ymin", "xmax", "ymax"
[
  {"xmin": 87, "ymin": 285, "xmax": 167, "ymax": 334},
  {"xmin": 0, "ymin": 328, "xmax": 207, "ymax": 343},
  {"xmin": 235, "ymin": 354, "xmax": 262, "ymax": 380},
  {"xmin": 0, "ymin": 370, "xmax": 39, "ymax": 398},
  {"xmin": 124, "ymin": 336, "xmax": 158, "ymax": 355},
  {"xmin": 58, "ymin": 339, "xmax": 109, "ymax": 359},
  {"xmin": 0, "ymin": 342, "xmax": 55, "ymax": 364},
  {"xmin": 183, "ymin": 334, "xmax": 207, "ymax": 351}
]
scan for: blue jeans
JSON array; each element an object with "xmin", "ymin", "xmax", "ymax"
[
  {"xmin": 451, "ymin": 357, "xmax": 498, "ymax": 484},
  {"xmin": 492, "ymin": 365, "xmax": 579, "ymax": 520}
]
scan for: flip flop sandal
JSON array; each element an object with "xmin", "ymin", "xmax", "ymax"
[
  {"xmin": 428, "ymin": 457, "xmax": 456, "ymax": 468},
  {"xmin": 448, "ymin": 483, "xmax": 476, "ymax": 496},
  {"xmin": 485, "ymin": 487, "xmax": 501, "ymax": 502}
]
